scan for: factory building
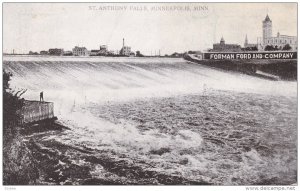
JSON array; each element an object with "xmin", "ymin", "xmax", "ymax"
[
  {"xmin": 211, "ymin": 37, "xmax": 241, "ymax": 52},
  {"xmin": 120, "ymin": 38, "xmax": 132, "ymax": 56}
]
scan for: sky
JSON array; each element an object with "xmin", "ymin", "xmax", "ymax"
[{"xmin": 3, "ymin": 3, "xmax": 297, "ymax": 55}]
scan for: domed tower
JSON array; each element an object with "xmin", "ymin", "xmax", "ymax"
[{"xmin": 263, "ymin": 14, "xmax": 272, "ymax": 44}]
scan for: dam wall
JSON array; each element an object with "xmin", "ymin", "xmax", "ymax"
[{"xmin": 184, "ymin": 53, "xmax": 297, "ymax": 80}]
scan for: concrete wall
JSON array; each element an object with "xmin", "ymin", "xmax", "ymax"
[{"xmin": 20, "ymin": 101, "xmax": 54, "ymax": 124}]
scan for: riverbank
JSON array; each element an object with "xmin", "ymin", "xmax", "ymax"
[{"xmin": 184, "ymin": 54, "xmax": 297, "ymax": 80}]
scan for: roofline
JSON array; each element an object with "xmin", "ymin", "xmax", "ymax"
[{"xmin": 213, "ymin": 43, "xmax": 241, "ymax": 46}]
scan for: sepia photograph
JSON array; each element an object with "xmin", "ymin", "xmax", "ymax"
[{"xmin": 1, "ymin": 1, "xmax": 298, "ymax": 189}]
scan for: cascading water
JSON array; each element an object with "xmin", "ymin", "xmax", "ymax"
[{"xmin": 3, "ymin": 56, "xmax": 297, "ymax": 185}]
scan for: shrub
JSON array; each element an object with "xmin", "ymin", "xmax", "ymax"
[{"xmin": 3, "ymin": 70, "xmax": 39, "ymax": 185}]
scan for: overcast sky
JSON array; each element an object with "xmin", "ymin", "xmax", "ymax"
[{"xmin": 3, "ymin": 3, "xmax": 297, "ymax": 55}]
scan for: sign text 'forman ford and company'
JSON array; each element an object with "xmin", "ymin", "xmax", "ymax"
[{"xmin": 205, "ymin": 52, "xmax": 297, "ymax": 60}]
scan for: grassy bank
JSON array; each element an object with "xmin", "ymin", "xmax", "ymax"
[
  {"xmin": 3, "ymin": 128, "xmax": 40, "ymax": 185},
  {"xmin": 3, "ymin": 69, "xmax": 40, "ymax": 185}
]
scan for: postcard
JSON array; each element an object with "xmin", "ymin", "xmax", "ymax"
[{"xmin": 2, "ymin": 2, "xmax": 297, "ymax": 189}]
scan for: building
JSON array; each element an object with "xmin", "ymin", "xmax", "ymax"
[
  {"xmin": 107, "ymin": 50, "xmax": 116, "ymax": 55},
  {"xmin": 258, "ymin": 15, "xmax": 297, "ymax": 51},
  {"xmin": 211, "ymin": 37, "xmax": 241, "ymax": 52},
  {"xmin": 72, "ymin": 46, "xmax": 89, "ymax": 56},
  {"xmin": 49, "ymin": 48, "xmax": 64, "ymax": 56},
  {"xmin": 263, "ymin": 15, "xmax": 272, "ymax": 43},
  {"xmin": 63, "ymin": 51, "xmax": 73, "ymax": 56},
  {"xmin": 40, "ymin": 50, "xmax": 48, "ymax": 55},
  {"xmin": 100, "ymin": 45, "xmax": 107, "ymax": 51},
  {"xmin": 244, "ymin": 35, "xmax": 257, "ymax": 49},
  {"xmin": 120, "ymin": 46, "xmax": 131, "ymax": 56},
  {"xmin": 99, "ymin": 45, "xmax": 108, "ymax": 55},
  {"xmin": 89, "ymin": 45, "xmax": 108, "ymax": 56},
  {"xmin": 29, "ymin": 51, "xmax": 38, "ymax": 55},
  {"xmin": 90, "ymin": 49, "xmax": 100, "ymax": 56},
  {"xmin": 120, "ymin": 38, "xmax": 131, "ymax": 56}
]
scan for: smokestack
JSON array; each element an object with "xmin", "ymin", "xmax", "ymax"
[{"xmin": 123, "ymin": 38, "xmax": 125, "ymax": 48}]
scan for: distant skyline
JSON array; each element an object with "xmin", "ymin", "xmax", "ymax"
[{"xmin": 3, "ymin": 3, "xmax": 297, "ymax": 55}]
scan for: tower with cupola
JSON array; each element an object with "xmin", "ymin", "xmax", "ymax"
[{"xmin": 263, "ymin": 14, "xmax": 272, "ymax": 44}]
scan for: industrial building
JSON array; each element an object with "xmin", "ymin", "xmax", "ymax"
[
  {"xmin": 211, "ymin": 37, "xmax": 241, "ymax": 52},
  {"xmin": 120, "ymin": 38, "xmax": 132, "ymax": 56}
]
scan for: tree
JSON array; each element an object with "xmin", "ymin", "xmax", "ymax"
[
  {"xmin": 3, "ymin": 70, "xmax": 39, "ymax": 185},
  {"xmin": 282, "ymin": 44, "xmax": 292, "ymax": 51},
  {"xmin": 136, "ymin": 51, "xmax": 144, "ymax": 57},
  {"xmin": 3, "ymin": 70, "xmax": 25, "ymax": 139},
  {"xmin": 264, "ymin": 45, "xmax": 275, "ymax": 51},
  {"xmin": 244, "ymin": 47, "xmax": 258, "ymax": 51},
  {"xmin": 188, "ymin": 51, "xmax": 196, "ymax": 54},
  {"xmin": 171, "ymin": 52, "xmax": 183, "ymax": 58}
]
